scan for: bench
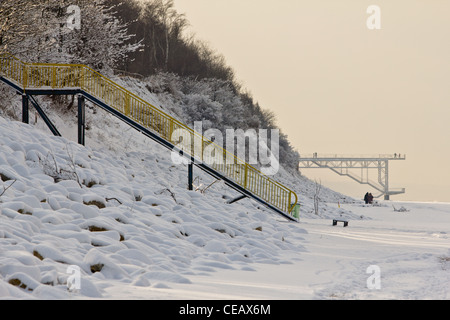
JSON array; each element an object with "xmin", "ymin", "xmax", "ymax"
[{"xmin": 333, "ymin": 219, "xmax": 348, "ymax": 227}]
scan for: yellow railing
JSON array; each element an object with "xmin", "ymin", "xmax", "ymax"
[{"xmin": 0, "ymin": 53, "xmax": 298, "ymax": 216}]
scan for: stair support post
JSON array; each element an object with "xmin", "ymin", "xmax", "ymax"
[
  {"xmin": 78, "ymin": 94, "xmax": 85, "ymax": 146},
  {"xmin": 188, "ymin": 161, "xmax": 193, "ymax": 191},
  {"xmin": 22, "ymin": 94, "xmax": 29, "ymax": 124}
]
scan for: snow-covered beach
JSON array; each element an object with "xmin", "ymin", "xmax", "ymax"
[
  {"xmin": 0, "ymin": 111, "xmax": 448, "ymax": 300},
  {"xmin": 102, "ymin": 201, "xmax": 450, "ymax": 300}
]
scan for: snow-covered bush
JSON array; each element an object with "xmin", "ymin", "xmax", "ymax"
[{"xmin": 144, "ymin": 73, "xmax": 300, "ymax": 170}]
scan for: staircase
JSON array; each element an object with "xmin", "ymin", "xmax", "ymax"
[{"xmin": 0, "ymin": 53, "xmax": 298, "ymax": 221}]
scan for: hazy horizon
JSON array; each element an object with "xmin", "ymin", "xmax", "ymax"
[{"xmin": 173, "ymin": 0, "xmax": 450, "ymax": 202}]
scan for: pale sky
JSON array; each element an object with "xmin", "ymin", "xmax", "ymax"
[{"xmin": 173, "ymin": 0, "xmax": 450, "ymax": 202}]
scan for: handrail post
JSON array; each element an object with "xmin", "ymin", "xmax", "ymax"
[
  {"xmin": 22, "ymin": 64, "xmax": 27, "ymax": 88},
  {"xmin": 125, "ymin": 93, "xmax": 130, "ymax": 116},
  {"xmin": 244, "ymin": 163, "xmax": 248, "ymax": 189},
  {"xmin": 201, "ymin": 135, "xmax": 204, "ymax": 162},
  {"xmin": 289, "ymin": 192, "xmax": 292, "ymax": 214},
  {"xmin": 52, "ymin": 66, "xmax": 56, "ymax": 88},
  {"xmin": 80, "ymin": 66, "xmax": 85, "ymax": 90},
  {"xmin": 169, "ymin": 119, "xmax": 174, "ymax": 143}
]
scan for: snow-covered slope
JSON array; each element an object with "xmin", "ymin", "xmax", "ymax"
[
  {"xmin": 0, "ymin": 115, "xmax": 298, "ymax": 298},
  {"xmin": 0, "ymin": 111, "xmax": 343, "ymax": 298},
  {"xmin": 1, "ymin": 77, "xmax": 449, "ymax": 300},
  {"xmin": 0, "ymin": 74, "xmax": 360, "ymax": 299}
]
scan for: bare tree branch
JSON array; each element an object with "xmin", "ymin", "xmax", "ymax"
[{"xmin": 0, "ymin": 179, "xmax": 16, "ymax": 198}]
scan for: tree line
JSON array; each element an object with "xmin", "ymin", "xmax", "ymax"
[{"xmin": 107, "ymin": 0, "xmax": 235, "ymax": 82}]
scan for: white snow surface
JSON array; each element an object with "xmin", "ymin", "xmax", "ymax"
[{"xmin": 0, "ymin": 80, "xmax": 449, "ymax": 299}]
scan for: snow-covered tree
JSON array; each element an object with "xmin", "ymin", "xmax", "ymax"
[
  {"xmin": 0, "ymin": 0, "xmax": 45, "ymax": 56},
  {"xmin": 0, "ymin": 0, "xmax": 141, "ymax": 71},
  {"xmin": 66, "ymin": 1, "xmax": 142, "ymax": 72}
]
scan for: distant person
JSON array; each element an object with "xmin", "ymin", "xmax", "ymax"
[
  {"xmin": 368, "ymin": 193, "xmax": 374, "ymax": 204},
  {"xmin": 364, "ymin": 192, "xmax": 369, "ymax": 204}
]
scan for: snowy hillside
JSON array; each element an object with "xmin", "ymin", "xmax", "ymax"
[
  {"xmin": 0, "ymin": 115, "xmax": 289, "ymax": 298},
  {"xmin": 0, "ymin": 79, "xmax": 357, "ymax": 298},
  {"xmin": 1, "ymin": 82, "xmax": 450, "ymax": 300}
]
